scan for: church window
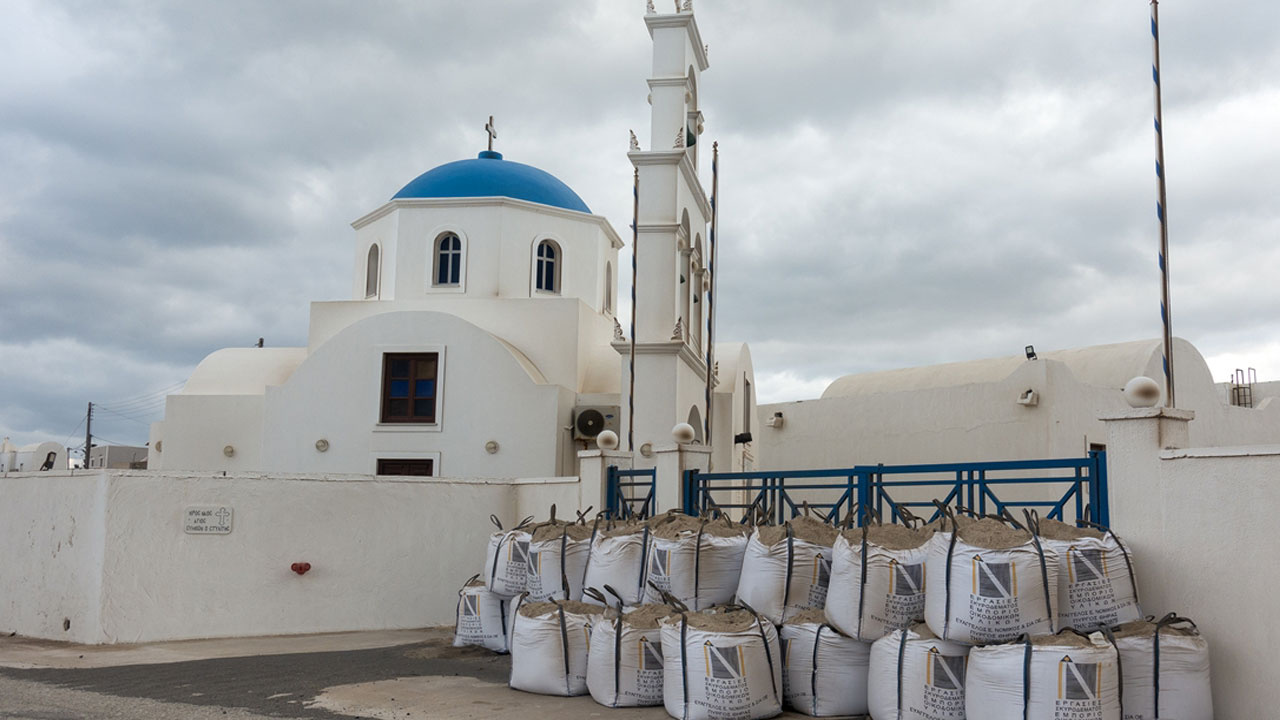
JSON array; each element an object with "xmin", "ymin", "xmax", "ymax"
[
  {"xmin": 434, "ymin": 233, "xmax": 462, "ymax": 286},
  {"xmin": 376, "ymin": 458, "xmax": 434, "ymax": 476},
  {"xmin": 535, "ymin": 240, "xmax": 560, "ymax": 294},
  {"xmin": 365, "ymin": 244, "xmax": 380, "ymax": 298},
  {"xmin": 380, "ymin": 353, "xmax": 438, "ymax": 423}
]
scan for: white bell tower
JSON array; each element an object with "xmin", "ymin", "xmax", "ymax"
[{"xmin": 618, "ymin": 2, "xmax": 712, "ymax": 462}]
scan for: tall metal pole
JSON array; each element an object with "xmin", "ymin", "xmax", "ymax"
[
  {"xmin": 1152, "ymin": 0, "xmax": 1176, "ymax": 407},
  {"xmin": 704, "ymin": 143, "xmax": 719, "ymax": 468},
  {"xmin": 84, "ymin": 402, "xmax": 93, "ymax": 469},
  {"xmin": 628, "ymin": 169, "xmax": 639, "ymax": 452}
]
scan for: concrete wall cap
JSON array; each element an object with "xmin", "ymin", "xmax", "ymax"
[{"xmin": 1099, "ymin": 407, "xmax": 1195, "ymax": 422}]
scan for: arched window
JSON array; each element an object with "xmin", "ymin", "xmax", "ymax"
[
  {"xmin": 434, "ymin": 233, "xmax": 462, "ymax": 286},
  {"xmin": 365, "ymin": 244, "xmax": 380, "ymax": 298},
  {"xmin": 604, "ymin": 262, "xmax": 613, "ymax": 313},
  {"xmin": 535, "ymin": 240, "xmax": 560, "ymax": 294}
]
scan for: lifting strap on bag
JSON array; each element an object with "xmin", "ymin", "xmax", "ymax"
[
  {"xmin": 507, "ymin": 592, "xmax": 528, "ymax": 688},
  {"xmin": 613, "ymin": 611, "xmax": 624, "ymax": 706},
  {"xmin": 1152, "ymin": 612, "xmax": 1196, "ymax": 717},
  {"xmin": 680, "ymin": 613, "xmax": 690, "ymax": 720},
  {"xmin": 1096, "ymin": 623, "xmax": 1125, "ymax": 718},
  {"xmin": 1078, "ymin": 518, "xmax": 1141, "ymax": 606},
  {"xmin": 809, "ymin": 624, "xmax": 828, "ymax": 716},
  {"xmin": 556, "ymin": 601, "xmax": 572, "ymax": 696},
  {"xmin": 942, "ymin": 527, "xmax": 960, "ymax": 640},
  {"xmin": 895, "ymin": 629, "xmax": 910, "ymax": 720},
  {"xmin": 780, "ymin": 524, "xmax": 796, "ymax": 624},
  {"xmin": 581, "ymin": 514, "xmax": 602, "ymax": 591},
  {"xmin": 856, "ymin": 521, "xmax": 870, "ymax": 638},
  {"xmin": 1020, "ymin": 634, "xmax": 1033, "ymax": 720},
  {"xmin": 1025, "ymin": 513, "xmax": 1056, "ymax": 631},
  {"xmin": 638, "ymin": 526, "xmax": 652, "ymax": 602},
  {"xmin": 559, "ymin": 527, "xmax": 571, "ymax": 600},
  {"xmin": 693, "ymin": 518, "xmax": 708, "ymax": 609},
  {"xmin": 754, "ymin": 612, "xmax": 780, "ymax": 706}
]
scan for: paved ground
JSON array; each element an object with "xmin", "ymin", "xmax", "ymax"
[{"xmin": 0, "ymin": 629, "xmax": 828, "ymax": 720}]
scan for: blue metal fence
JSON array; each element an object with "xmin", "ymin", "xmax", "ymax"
[
  {"xmin": 682, "ymin": 451, "xmax": 1109, "ymax": 527},
  {"xmin": 606, "ymin": 465, "xmax": 657, "ymax": 519}
]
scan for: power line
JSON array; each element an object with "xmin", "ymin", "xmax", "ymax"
[
  {"xmin": 93, "ymin": 406, "xmax": 157, "ymax": 426},
  {"xmin": 97, "ymin": 381, "xmax": 186, "ymax": 408}
]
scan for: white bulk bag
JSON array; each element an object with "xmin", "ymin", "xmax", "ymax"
[
  {"xmin": 583, "ymin": 525, "xmax": 652, "ymax": 607},
  {"xmin": 508, "ymin": 596, "xmax": 605, "ymax": 696},
  {"xmin": 868, "ymin": 625, "xmax": 970, "ymax": 720},
  {"xmin": 586, "ymin": 605, "xmax": 673, "ymax": 708},
  {"xmin": 965, "ymin": 632, "xmax": 1121, "ymax": 720},
  {"xmin": 645, "ymin": 518, "xmax": 748, "ymax": 611},
  {"xmin": 452, "ymin": 574, "xmax": 510, "ymax": 653},
  {"xmin": 825, "ymin": 524, "xmax": 932, "ymax": 642},
  {"xmin": 1035, "ymin": 518, "xmax": 1142, "ymax": 629},
  {"xmin": 526, "ymin": 523, "xmax": 593, "ymax": 602},
  {"xmin": 779, "ymin": 616, "xmax": 871, "ymax": 717},
  {"xmin": 924, "ymin": 519, "xmax": 1059, "ymax": 644},
  {"xmin": 484, "ymin": 514, "xmax": 534, "ymax": 597},
  {"xmin": 1109, "ymin": 614, "xmax": 1213, "ymax": 720},
  {"xmin": 736, "ymin": 518, "xmax": 837, "ymax": 625},
  {"xmin": 661, "ymin": 609, "xmax": 783, "ymax": 720}
]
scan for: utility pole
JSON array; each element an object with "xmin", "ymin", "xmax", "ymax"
[{"xmin": 85, "ymin": 402, "xmax": 93, "ymax": 469}]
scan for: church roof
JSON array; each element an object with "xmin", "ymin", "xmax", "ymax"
[{"xmin": 391, "ymin": 151, "xmax": 591, "ymax": 213}]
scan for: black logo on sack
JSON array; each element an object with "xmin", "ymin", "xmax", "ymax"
[
  {"xmin": 974, "ymin": 556, "xmax": 1015, "ymax": 598},
  {"xmin": 704, "ymin": 643, "xmax": 744, "ymax": 680},
  {"xmin": 526, "ymin": 550, "xmax": 542, "ymax": 575},
  {"xmin": 1059, "ymin": 657, "xmax": 1100, "ymax": 700},
  {"xmin": 509, "ymin": 540, "xmax": 530, "ymax": 566},
  {"xmin": 927, "ymin": 648, "xmax": 966, "ymax": 690},
  {"xmin": 640, "ymin": 638, "xmax": 663, "ymax": 671},
  {"xmin": 650, "ymin": 548, "xmax": 670, "ymax": 578},
  {"xmin": 891, "ymin": 561, "xmax": 925, "ymax": 596},
  {"xmin": 1069, "ymin": 548, "xmax": 1107, "ymax": 584},
  {"xmin": 462, "ymin": 595, "xmax": 478, "ymax": 616},
  {"xmin": 814, "ymin": 554, "xmax": 831, "ymax": 589}
]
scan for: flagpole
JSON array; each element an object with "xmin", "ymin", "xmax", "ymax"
[
  {"xmin": 1151, "ymin": 0, "xmax": 1176, "ymax": 407},
  {"xmin": 628, "ymin": 168, "xmax": 639, "ymax": 452},
  {"xmin": 704, "ymin": 143, "xmax": 719, "ymax": 469}
]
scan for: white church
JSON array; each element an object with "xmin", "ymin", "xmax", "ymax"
[{"xmin": 148, "ymin": 7, "xmax": 757, "ymax": 479}]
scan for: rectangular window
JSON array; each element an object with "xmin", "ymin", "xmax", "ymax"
[
  {"xmin": 381, "ymin": 352, "xmax": 439, "ymax": 423},
  {"xmin": 376, "ymin": 458, "xmax": 434, "ymax": 476}
]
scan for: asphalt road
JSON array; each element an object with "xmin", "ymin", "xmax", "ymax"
[{"xmin": 0, "ymin": 635, "xmax": 507, "ymax": 720}]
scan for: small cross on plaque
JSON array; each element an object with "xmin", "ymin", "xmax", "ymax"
[{"xmin": 484, "ymin": 115, "xmax": 497, "ymax": 152}]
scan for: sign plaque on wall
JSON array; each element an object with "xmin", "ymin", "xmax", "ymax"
[{"xmin": 184, "ymin": 505, "xmax": 233, "ymax": 535}]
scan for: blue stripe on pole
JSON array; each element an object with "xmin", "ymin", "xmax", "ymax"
[
  {"xmin": 1163, "ymin": 356, "xmax": 1169, "ymax": 376},
  {"xmin": 1155, "ymin": 119, "xmax": 1161, "ymax": 133},
  {"xmin": 1156, "ymin": 161, "xmax": 1162, "ymax": 178},
  {"xmin": 1157, "ymin": 203, "xmax": 1164, "ymax": 221},
  {"xmin": 1161, "ymin": 303, "xmax": 1168, "ymax": 324},
  {"xmin": 1152, "ymin": 67, "xmax": 1160, "ymax": 85},
  {"xmin": 1159, "ymin": 253, "xmax": 1165, "ymax": 271},
  {"xmin": 1152, "ymin": 18, "xmax": 1158, "ymax": 39}
]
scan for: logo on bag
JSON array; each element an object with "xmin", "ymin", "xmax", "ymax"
[
  {"xmin": 649, "ymin": 548, "xmax": 670, "ymax": 578},
  {"xmin": 813, "ymin": 554, "xmax": 831, "ymax": 589},
  {"xmin": 640, "ymin": 638, "xmax": 663, "ymax": 671},
  {"xmin": 527, "ymin": 550, "xmax": 542, "ymax": 574},
  {"xmin": 508, "ymin": 540, "xmax": 529, "ymax": 566},
  {"xmin": 1058, "ymin": 657, "xmax": 1100, "ymax": 701},
  {"xmin": 704, "ymin": 642, "xmax": 745, "ymax": 680},
  {"xmin": 926, "ymin": 648, "xmax": 966, "ymax": 690},
  {"xmin": 1068, "ymin": 547, "xmax": 1108, "ymax": 584},
  {"xmin": 891, "ymin": 561, "xmax": 925, "ymax": 595},
  {"xmin": 462, "ymin": 595, "xmax": 479, "ymax": 616},
  {"xmin": 973, "ymin": 556, "xmax": 1016, "ymax": 598}
]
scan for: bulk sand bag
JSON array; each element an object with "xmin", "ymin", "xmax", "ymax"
[
  {"xmin": 735, "ymin": 515, "xmax": 838, "ymax": 625},
  {"xmin": 583, "ymin": 520, "xmax": 653, "ymax": 607},
  {"xmin": 484, "ymin": 514, "xmax": 534, "ymax": 597},
  {"xmin": 924, "ymin": 516, "xmax": 1059, "ymax": 644},
  {"xmin": 644, "ymin": 514, "xmax": 750, "ymax": 611},
  {"xmin": 778, "ymin": 609, "xmax": 872, "ymax": 717},
  {"xmin": 825, "ymin": 521, "xmax": 934, "ymax": 642},
  {"xmin": 525, "ymin": 507, "xmax": 595, "ymax": 602},
  {"xmin": 661, "ymin": 607, "xmax": 783, "ymax": 720},
  {"xmin": 868, "ymin": 623, "xmax": 970, "ymax": 720},
  {"xmin": 453, "ymin": 574, "xmax": 510, "ymax": 653},
  {"xmin": 508, "ymin": 595, "xmax": 606, "ymax": 696},
  {"xmin": 1031, "ymin": 514, "xmax": 1142, "ymax": 629},
  {"xmin": 587, "ymin": 600, "xmax": 679, "ymax": 708},
  {"xmin": 965, "ymin": 630, "xmax": 1121, "ymax": 720},
  {"xmin": 1105, "ymin": 614, "xmax": 1213, "ymax": 720}
]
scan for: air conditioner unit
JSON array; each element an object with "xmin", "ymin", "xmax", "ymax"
[{"xmin": 573, "ymin": 406, "xmax": 620, "ymax": 440}]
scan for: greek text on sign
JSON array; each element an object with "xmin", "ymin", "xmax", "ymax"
[{"xmin": 185, "ymin": 505, "xmax": 233, "ymax": 535}]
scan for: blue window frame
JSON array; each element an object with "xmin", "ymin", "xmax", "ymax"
[{"xmin": 435, "ymin": 234, "xmax": 462, "ymax": 286}]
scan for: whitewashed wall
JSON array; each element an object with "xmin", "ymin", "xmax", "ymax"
[
  {"xmin": 1104, "ymin": 408, "xmax": 1280, "ymax": 719},
  {"xmin": 0, "ymin": 470, "xmax": 590, "ymax": 644}
]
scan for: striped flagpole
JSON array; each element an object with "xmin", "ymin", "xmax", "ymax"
[
  {"xmin": 1151, "ymin": 0, "xmax": 1176, "ymax": 407},
  {"xmin": 704, "ymin": 142, "xmax": 719, "ymax": 467},
  {"xmin": 629, "ymin": 168, "xmax": 639, "ymax": 451}
]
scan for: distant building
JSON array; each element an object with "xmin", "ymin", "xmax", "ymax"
[
  {"xmin": 88, "ymin": 445, "xmax": 148, "ymax": 470},
  {"xmin": 758, "ymin": 337, "xmax": 1280, "ymax": 470},
  {"xmin": 0, "ymin": 438, "xmax": 68, "ymax": 473}
]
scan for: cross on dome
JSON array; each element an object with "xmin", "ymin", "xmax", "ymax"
[{"xmin": 484, "ymin": 115, "xmax": 497, "ymax": 152}]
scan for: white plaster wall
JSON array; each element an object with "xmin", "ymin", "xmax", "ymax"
[
  {"xmin": 1105, "ymin": 414, "xmax": 1280, "ymax": 718},
  {"xmin": 151, "ymin": 395, "xmax": 265, "ymax": 472},
  {"xmin": 0, "ymin": 471, "xmax": 590, "ymax": 644},
  {"xmin": 0, "ymin": 472, "xmax": 107, "ymax": 643}
]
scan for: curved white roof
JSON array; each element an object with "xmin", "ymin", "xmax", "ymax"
[
  {"xmin": 182, "ymin": 348, "xmax": 308, "ymax": 396},
  {"xmin": 822, "ymin": 338, "xmax": 1203, "ymax": 399}
]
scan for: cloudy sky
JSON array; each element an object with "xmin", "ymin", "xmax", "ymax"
[{"xmin": 2, "ymin": 0, "xmax": 1278, "ymax": 452}]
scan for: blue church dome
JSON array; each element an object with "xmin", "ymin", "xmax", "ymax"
[{"xmin": 392, "ymin": 151, "xmax": 591, "ymax": 213}]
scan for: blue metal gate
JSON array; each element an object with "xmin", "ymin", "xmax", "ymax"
[
  {"xmin": 682, "ymin": 451, "xmax": 1109, "ymax": 527},
  {"xmin": 606, "ymin": 465, "xmax": 657, "ymax": 519}
]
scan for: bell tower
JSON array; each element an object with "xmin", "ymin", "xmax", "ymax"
[{"xmin": 618, "ymin": 2, "xmax": 712, "ymax": 461}]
